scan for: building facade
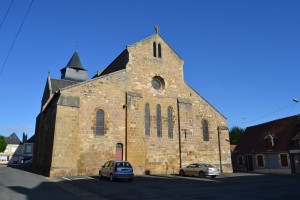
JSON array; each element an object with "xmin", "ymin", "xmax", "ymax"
[
  {"xmin": 0, "ymin": 133, "xmax": 22, "ymax": 164},
  {"xmin": 232, "ymin": 115, "xmax": 300, "ymax": 174},
  {"xmin": 34, "ymin": 30, "xmax": 232, "ymax": 177}
]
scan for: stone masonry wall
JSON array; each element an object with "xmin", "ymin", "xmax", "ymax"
[{"xmin": 46, "ymin": 33, "xmax": 232, "ymax": 176}]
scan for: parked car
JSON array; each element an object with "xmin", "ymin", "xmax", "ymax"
[
  {"xmin": 179, "ymin": 163, "xmax": 219, "ymax": 178},
  {"xmin": 19, "ymin": 158, "xmax": 32, "ymax": 165},
  {"xmin": 24, "ymin": 158, "xmax": 32, "ymax": 165},
  {"xmin": 99, "ymin": 160, "xmax": 134, "ymax": 182}
]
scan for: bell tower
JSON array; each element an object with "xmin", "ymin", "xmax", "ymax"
[{"xmin": 60, "ymin": 51, "xmax": 88, "ymax": 82}]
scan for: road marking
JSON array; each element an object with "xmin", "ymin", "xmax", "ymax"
[
  {"xmin": 61, "ymin": 176, "xmax": 96, "ymax": 181},
  {"xmin": 61, "ymin": 177, "xmax": 71, "ymax": 181}
]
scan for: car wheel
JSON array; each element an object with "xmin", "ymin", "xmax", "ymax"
[
  {"xmin": 179, "ymin": 170, "xmax": 185, "ymax": 176},
  {"xmin": 211, "ymin": 175, "xmax": 216, "ymax": 178},
  {"xmin": 199, "ymin": 171, "xmax": 205, "ymax": 178},
  {"xmin": 109, "ymin": 174, "xmax": 114, "ymax": 182},
  {"xmin": 99, "ymin": 171, "xmax": 103, "ymax": 178}
]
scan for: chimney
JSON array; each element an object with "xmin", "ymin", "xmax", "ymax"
[{"xmin": 22, "ymin": 132, "xmax": 27, "ymax": 143}]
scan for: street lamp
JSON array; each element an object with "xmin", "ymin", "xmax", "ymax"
[{"xmin": 217, "ymin": 126, "xmax": 229, "ymax": 173}]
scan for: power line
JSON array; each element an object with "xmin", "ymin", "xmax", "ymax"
[
  {"xmin": 286, "ymin": 99, "xmax": 299, "ymax": 116},
  {"xmin": 241, "ymin": 102, "xmax": 296, "ymax": 126},
  {"xmin": 0, "ymin": 0, "xmax": 15, "ymax": 32},
  {"xmin": 0, "ymin": 0, "xmax": 34, "ymax": 75}
]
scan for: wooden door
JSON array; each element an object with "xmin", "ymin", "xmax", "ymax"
[
  {"xmin": 116, "ymin": 143, "xmax": 123, "ymax": 161},
  {"xmin": 246, "ymin": 155, "xmax": 254, "ymax": 171}
]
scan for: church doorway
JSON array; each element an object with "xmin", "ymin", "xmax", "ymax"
[{"xmin": 116, "ymin": 143, "xmax": 123, "ymax": 161}]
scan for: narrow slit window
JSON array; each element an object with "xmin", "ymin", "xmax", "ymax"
[
  {"xmin": 96, "ymin": 109, "xmax": 104, "ymax": 136},
  {"xmin": 202, "ymin": 119, "xmax": 209, "ymax": 141},
  {"xmin": 157, "ymin": 104, "xmax": 162, "ymax": 137},
  {"xmin": 158, "ymin": 43, "xmax": 162, "ymax": 58},
  {"xmin": 145, "ymin": 103, "xmax": 150, "ymax": 136},
  {"xmin": 168, "ymin": 106, "xmax": 173, "ymax": 138},
  {"xmin": 153, "ymin": 42, "xmax": 157, "ymax": 57}
]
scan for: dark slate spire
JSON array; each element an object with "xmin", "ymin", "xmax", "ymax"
[
  {"xmin": 60, "ymin": 51, "xmax": 88, "ymax": 82},
  {"xmin": 65, "ymin": 51, "xmax": 85, "ymax": 70}
]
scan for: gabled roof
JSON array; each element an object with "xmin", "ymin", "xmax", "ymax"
[
  {"xmin": 128, "ymin": 33, "xmax": 183, "ymax": 61},
  {"xmin": 60, "ymin": 51, "xmax": 87, "ymax": 71},
  {"xmin": 234, "ymin": 115, "xmax": 300, "ymax": 154},
  {"xmin": 93, "ymin": 33, "xmax": 183, "ymax": 78},
  {"xmin": 26, "ymin": 135, "xmax": 34, "ymax": 143},
  {"xmin": 5, "ymin": 133, "xmax": 21, "ymax": 144},
  {"xmin": 49, "ymin": 78, "xmax": 78, "ymax": 94},
  {"xmin": 93, "ymin": 50, "xmax": 129, "ymax": 78}
]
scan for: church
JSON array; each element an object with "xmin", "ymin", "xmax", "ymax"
[{"xmin": 34, "ymin": 27, "xmax": 232, "ymax": 177}]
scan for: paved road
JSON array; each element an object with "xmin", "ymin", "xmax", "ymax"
[
  {"xmin": 0, "ymin": 165, "xmax": 80, "ymax": 200},
  {"xmin": 1, "ymin": 165, "xmax": 300, "ymax": 200}
]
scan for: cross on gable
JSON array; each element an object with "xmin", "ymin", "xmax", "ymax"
[{"xmin": 155, "ymin": 25, "xmax": 160, "ymax": 34}]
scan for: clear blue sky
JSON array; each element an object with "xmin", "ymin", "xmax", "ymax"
[{"xmin": 0, "ymin": 0, "xmax": 299, "ymax": 139}]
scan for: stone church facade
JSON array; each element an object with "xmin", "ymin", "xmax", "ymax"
[{"xmin": 34, "ymin": 29, "xmax": 232, "ymax": 177}]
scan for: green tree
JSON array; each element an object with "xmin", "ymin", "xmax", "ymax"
[
  {"xmin": 229, "ymin": 126, "xmax": 245, "ymax": 145},
  {"xmin": 0, "ymin": 135, "xmax": 7, "ymax": 153}
]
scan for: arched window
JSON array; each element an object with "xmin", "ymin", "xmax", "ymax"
[
  {"xmin": 145, "ymin": 103, "xmax": 150, "ymax": 136},
  {"xmin": 96, "ymin": 109, "xmax": 104, "ymax": 136},
  {"xmin": 202, "ymin": 119, "xmax": 209, "ymax": 141},
  {"xmin": 156, "ymin": 104, "xmax": 162, "ymax": 137},
  {"xmin": 167, "ymin": 106, "xmax": 173, "ymax": 138},
  {"xmin": 158, "ymin": 43, "xmax": 162, "ymax": 58},
  {"xmin": 153, "ymin": 42, "xmax": 157, "ymax": 57}
]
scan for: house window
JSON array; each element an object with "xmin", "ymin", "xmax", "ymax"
[
  {"xmin": 145, "ymin": 103, "xmax": 150, "ymax": 136},
  {"xmin": 25, "ymin": 145, "xmax": 32, "ymax": 153},
  {"xmin": 153, "ymin": 42, "xmax": 157, "ymax": 57},
  {"xmin": 158, "ymin": 43, "xmax": 162, "ymax": 58},
  {"xmin": 256, "ymin": 155, "xmax": 264, "ymax": 167},
  {"xmin": 167, "ymin": 106, "xmax": 173, "ymax": 139},
  {"xmin": 280, "ymin": 154, "xmax": 289, "ymax": 167},
  {"xmin": 0, "ymin": 156, "xmax": 7, "ymax": 161},
  {"xmin": 157, "ymin": 104, "xmax": 162, "ymax": 137},
  {"xmin": 202, "ymin": 120, "xmax": 209, "ymax": 141},
  {"xmin": 96, "ymin": 109, "xmax": 104, "ymax": 136},
  {"xmin": 238, "ymin": 155, "xmax": 243, "ymax": 165}
]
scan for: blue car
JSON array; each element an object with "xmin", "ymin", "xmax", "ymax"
[{"xmin": 99, "ymin": 160, "xmax": 134, "ymax": 182}]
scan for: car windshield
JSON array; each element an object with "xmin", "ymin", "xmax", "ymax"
[
  {"xmin": 116, "ymin": 162, "xmax": 132, "ymax": 167},
  {"xmin": 202, "ymin": 164, "xmax": 213, "ymax": 167}
]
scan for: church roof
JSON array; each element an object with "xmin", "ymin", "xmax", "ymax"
[
  {"xmin": 49, "ymin": 78, "xmax": 78, "ymax": 93},
  {"xmin": 5, "ymin": 133, "xmax": 21, "ymax": 144},
  {"xmin": 60, "ymin": 51, "xmax": 87, "ymax": 72},
  {"xmin": 93, "ymin": 50, "xmax": 129, "ymax": 78}
]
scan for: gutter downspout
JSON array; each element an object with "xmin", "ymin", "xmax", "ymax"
[
  {"xmin": 125, "ymin": 92, "xmax": 128, "ymax": 161},
  {"xmin": 177, "ymin": 99, "xmax": 182, "ymax": 168}
]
